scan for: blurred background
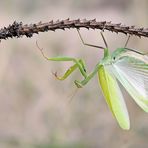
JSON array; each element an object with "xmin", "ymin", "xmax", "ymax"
[{"xmin": 0, "ymin": 0, "xmax": 148, "ymax": 147}]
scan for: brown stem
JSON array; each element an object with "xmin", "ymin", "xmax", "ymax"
[{"xmin": 0, "ymin": 19, "xmax": 148, "ymax": 41}]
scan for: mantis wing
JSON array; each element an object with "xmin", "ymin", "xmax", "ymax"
[
  {"xmin": 112, "ymin": 55, "xmax": 148, "ymax": 112},
  {"xmin": 98, "ymin": 65, "xmax": 130, "ymax": 130}
]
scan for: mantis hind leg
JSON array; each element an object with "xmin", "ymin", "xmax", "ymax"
[
  {"xmin": 77, "ymin": 29, "xmax": 105, "ymax": 49},
  {"xmin": 77, "ymin": 29, "xmax": 109, "ymax": 56},
  {"xmin": 124, "ymin": 35, "xmax": 131, "ymax": 48},
  {"xmin": 121, "ymin": 35, "xmax": 145, "ymax": 54}
]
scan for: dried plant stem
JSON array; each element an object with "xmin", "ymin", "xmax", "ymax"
[{"xmin": 1, "ymin": 19, "xmax": 148, "ymax": 41}]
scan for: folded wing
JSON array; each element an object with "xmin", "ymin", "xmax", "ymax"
[
  {"xmin": 112, "ymin": 54, "xmax": 148, "ymax": 112},
  {"xmin": 98, "ymin": 65, "xmax": 130, "ymax": 130}
]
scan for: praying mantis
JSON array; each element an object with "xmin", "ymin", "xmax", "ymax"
[{"xmin": 37, "ymin": 29, "xmax": 148, "ymax": 130}]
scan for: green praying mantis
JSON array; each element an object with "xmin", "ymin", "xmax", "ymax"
[{"xmin": 37, "ymin": 29, "xmax": 148, "ymax": 130}]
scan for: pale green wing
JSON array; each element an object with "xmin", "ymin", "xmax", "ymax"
[
  {"xmin": 98, "ymin": 65, "xmax": 130, "ymax": 130},
  {"xmin": 112, "ymin": 55, "xmax": 148, "ymax": 112}
]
